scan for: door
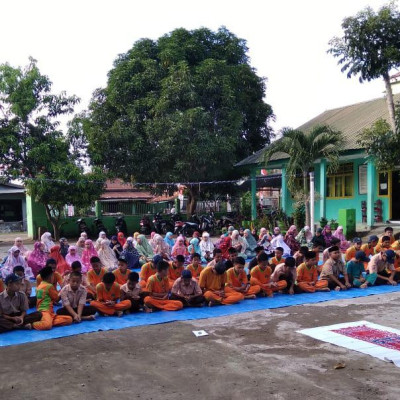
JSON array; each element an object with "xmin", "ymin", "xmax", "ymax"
[{"xmin": 392, "ymin": 171, "xmax": 400, "ymax": 219}]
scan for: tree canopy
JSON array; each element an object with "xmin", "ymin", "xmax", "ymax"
[
  {"xmin": 328, "ymin": 2, "xmax": 400, "ymax": 130},
  {"xmin": 79, "ymin": 27, "xmax": 274, "ymax": 213},
  {"xmin": 0, "ymin": 58, "xmax": 105, "ymax": 238}
]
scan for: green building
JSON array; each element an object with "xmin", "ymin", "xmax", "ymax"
[{"xmin": 237, "ymin": 94, "xmax": 400, "ymax": 228}]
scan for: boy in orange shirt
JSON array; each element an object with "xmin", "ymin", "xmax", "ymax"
[
  {"xmin": 296, "ymin": 251, "xmax": 329, "ymax": 293},
  {"xmin": 345, "ymin": 238, "xmax": 362, "ymax": 262},
  {"xmin": 37, "ymin": 258, "xmax": 63, "ymax": 291},
  {"xmin": 269, "ymin": 247, "xmax": 285, "ymax": 271},
  {"xmin": 186, "ymin": 253, "xmax": 204, "ymax": 280},
  {"xmin": 33, "ymin": 266, "xmax": 73, "ymax": 330},
  {"xmin": 199, "ymin": 261, "xmax": 244, "ymax": 306},
  {"xmin": 168, "ymin": 255, "xmax": 185, "ymax": 289},
  {"xmin": 375, "ymin": 235, "xmax": 391, "ymax": 254},
  {"xmin": 87, "ymin": 256, "xmax": 106, "ymax": 299},
  {"xmin": 113, "ymin": 256, "xmax": 131, "ymax": 285},
  {"xmin": 250, "ymin": 252, "xmax": 286, "ymax": 297},
  {"xmin": 226, "ymin": 257, "xmax": 260, "ymax": 299},
  {"xmin": 144, "ymin": 261, "xmax": 183, "ymax": 312},
  {"xmin": 140, "ymin": 255, "xmax": 162, "ymax": 289},
  {"xmin": 91, "ymin": 272, "xmax": 131, "ymax": 316},
  {"xmin": 361, "ymin": 235, "xmax": 379, "ymax": 257}
]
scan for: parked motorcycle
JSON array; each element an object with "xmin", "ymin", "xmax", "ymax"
[
  {"xmin": 115, "ymin": 216, "xmax": 128, "ymax": 236},
  {"xmin": 199, "ymin": 211, "xmax": 216, "ymax": 234},
  {"xmin": 139, "ymin": 214, "xmax": 152, "ymax": 235},
  {"xmin": 153, "ymin": 212, "xmax": 174, "ymax": 234},
  {"xmin": 94, "ymin": 218, "xmax": 107, "ymax": 236},
  {"xmin": 76, "ymin": 218, "xmax": 91, "ymax": 237},
  {"xmin": 174, "ymin": 217, "xmax": 200, "ymax": 237}
]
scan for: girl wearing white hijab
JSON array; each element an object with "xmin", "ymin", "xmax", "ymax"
[
  {"xmin": 95, "ymin": 231, "xmax": 107, "ymax": 251},
  {"xmin": 97, "ymin": 238, "xmax": 118, "ymax": 271},
  {"xmin": 41, "ymin": 232, "xmax": 55, "ymax": 253},
  {"xmin": 199, "ymin": 232, "xmax": 214, "ymax": 261}
]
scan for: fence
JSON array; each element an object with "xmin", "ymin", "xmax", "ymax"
[{"xmin": 100, "ymin": 200, "xmax": 173, "ymax": 216}]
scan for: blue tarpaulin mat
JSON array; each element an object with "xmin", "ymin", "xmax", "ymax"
[{"xmin": 1, "ymin": 284, "xmax": 400, "ymax": 347}]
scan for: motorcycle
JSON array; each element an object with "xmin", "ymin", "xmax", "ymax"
[
  {"xmin": 153, "ymin": 212, "xmax": 174, "ymax": 234},
  {"xmin": 115, "ymin": 216, "xmax": 128, "ymax": 236},
  {"xmin": 76, "ymin": 218, "xmax": 91, "ymax": 237},
  {"xmin": 199, "ymin": 211, "xmax": 216, "ymax": 234},
  {"xmin": 139, "ymin": 214, "xmax": 152, "ymax": 235},
  {"xmin": 94, "ymin": 218, "xmax": 108, "ymax": 236},
  {"xmin": 174, "ymin": 217, "xmax": 200, "ymax": 237}
]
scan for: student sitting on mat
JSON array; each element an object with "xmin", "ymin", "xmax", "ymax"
[
  {"xmin": 346, "ymin": 251, "xmax": 371, "ymax": 289},
  {"xmin": 57, "ymin": 271, "xmax": 96, "ymax": 322},
  {"xmin": 63, "ymin": 261, "xmax": 88, "ymax": 287},
  {"xmin": 113, "ymin": 256, "xmax": 131, "ymax": 285},
  {"xmin": 168, "ymin": 255, "xmax": 185, "ymax": 289},
  {"xmin": 37, "ymin": 258, "xmax": 63, "ymax": 292},
  {"xmin": 33, "ymin": 266, "xmax": 73, "ymax": 330},
  {"xmin": 367, "ymin": 249, "xmax": 398, "ymax": 286},
  {"xmin": 0, "ymin": 273, "xmax": 42, "ymax": 333},
  {"xmin": 13, "ymin": 265, "xmax": 36, "ymax": 308},
  {"xmin": 91, "ymin": 272, "xmax": 131, "ymax": 317},
  {"xmin": 140, "ymin": 255, "xmax": 162, "ymax": 289},
  {"xmin": 227, "ymin": 247, "xmax": 238, "ymax": 263},
  {"xmin": 345, "ymin": 237, "xmax": 362, "ymax": 262},
  {"xmin": 322, "ymin": 237, "xmax": 341, "ymax": 263},
  {"xmin": 270, "ymin": 257, "xmax": 297, "ymax": 295},
  {"xmin": 199, "ymin": 261, "xmax": 244, "ymax": 306},
  {"xmin": 226, "ymin": 256, "xmax": 260, "ymax": 299},
  {"xmin": 296, "ymin": 251, "xmax": 329, "ymax": 293},
  {"xmin": 120, "ymin": 271, "xmax": 143, "ymax": 313},
  {"xmin": 87, "ymin": 256, "xmax": 106, "ymax": 299},
  {"xmin": 207, "ymin": 248, "xmax": 223, "ymax": 267},
  {"xmin": 144, "ymin": 260, "xmax": 183, "ymax": 312},
  {"xmin": 269, "ymin": 247, "xmax": 285, "ymax": 271},
  {"xmin": 319, "ymin": 246, "xmax": 351, "ymax": 291},
  {"xmin": 186, "ymin": 253, "xmax": 204, "ymax": 281},
  {"xmin": 250, "ymin": 252, "xmax": 286, "ymax": 297},
  {"xmin": 170, "ymin": 269, "xmax": 205, "ymax": 307},
  {"xmin": 247, "ymin": 246, "xmax": 265, "ymax": 273},
  {"xmin": 374, "ymin": 235, "xmax": 392, "ymax": 254}
]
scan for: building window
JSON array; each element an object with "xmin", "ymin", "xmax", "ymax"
[
  {"xmin": 327, "ymin": 163, "xmax": 354, "ymax": 198},
  {"xmin": 378, "ymin": 172, "xmax": 389, "ymax": 196}
]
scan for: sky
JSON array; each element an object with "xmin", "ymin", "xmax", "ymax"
[{"xmin": 0, "ymin": 0, "xmax": 394, "ymax": 133}]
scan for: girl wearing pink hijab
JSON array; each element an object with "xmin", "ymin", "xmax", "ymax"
[
  {"xmin": 65, "ymin": 246, "xmax": 82, "ymax": 266},
  {"xmin": 332, "ymin": 226, "xmax": 350, "ymax": 252},
  {"xmin": 171, "ymin": 236, "xmax": 189, "ymax": 260},
  {"xmin": 81, "ymin": 239, "xmax": 98, "ymax": 273},
  {"xmin": 27, "ymin": 242, "xmax": 48, "ymax": 277}
]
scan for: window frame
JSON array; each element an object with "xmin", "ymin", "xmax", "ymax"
[{"xmin": 326, "ymin": 163, "xmax": 354, "ymax": 199}]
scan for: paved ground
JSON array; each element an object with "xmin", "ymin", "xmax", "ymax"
[{"xmin": 1, "ymin": 292, "xmax": 400, "ymax": 399}]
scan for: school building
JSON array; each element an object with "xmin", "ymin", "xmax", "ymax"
[{"xmin": 236, "ymin": 93, "xmax": 400, "ymax": 229}]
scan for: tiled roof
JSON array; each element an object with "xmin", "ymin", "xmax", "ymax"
[{"xmin": 236, "ymin": 94, "xmax": 400, "ymax": 167}]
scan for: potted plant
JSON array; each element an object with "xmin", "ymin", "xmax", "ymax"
[
  {"xmin": 330, "ymin": 219, "xmax": 339, "ymax": 230},
  {"xmin": 320, "ymin": 217, "xmax": 328, "ymax": 228}
]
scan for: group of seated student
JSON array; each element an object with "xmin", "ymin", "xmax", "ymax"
[{"xmin": 1, "ymin": 227, "xmax": 400, "ymax": 334}]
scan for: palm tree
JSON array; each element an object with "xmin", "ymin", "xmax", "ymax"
[{"xmin": 264, "ymin": 125, "xmax": 344, "ymax": 227}]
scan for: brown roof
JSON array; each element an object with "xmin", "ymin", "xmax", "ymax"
[{"xmin": 100, "ymin": 179, "xmax": 176, "ymax": 202}]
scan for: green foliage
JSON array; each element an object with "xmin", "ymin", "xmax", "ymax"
[
  {"xmin": 79, "ymin": 27, "xmax": 274, "ymax": 198},
  {"xmin": 328, "ymin": 2, "xmax": 400, "ymax": 83},
  {"xmin": 240, "ymin": 191, "xmax": 258, "ymax": 220},
  {"xmin": 0, "ymin": 59, "xmax": 105, "ymax": 237},
  {"xmin": 292, "ymin": 204, "xmax": 305, "ymax": 228},
  {"xmin": 358, "ymin": 116, "xmax": 400, "ymax": 171}
]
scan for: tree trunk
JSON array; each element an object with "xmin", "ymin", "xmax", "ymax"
[
  {"xmin": 187, "ymin": 186, "xmax": 198, "ymax": 217},
  {"xmin": 303, "ymin": 172, "xmax": 310, "ymax": 227},
  {"xmin": 44, "ymin": 204, "xmax": 61, "ymax": 240},
  {"xmin": 384, "ymin": 72, "xmax": 396, "ymax": 132}
]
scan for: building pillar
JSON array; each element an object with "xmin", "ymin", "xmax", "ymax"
[
  {"xmin": 251, "ymin": 168, "xmax": 257, "ymax": 220},
  {"xmin": 367, "ymin": 160, "xmax": 375, "ymax": 228},
  {"xmin": 95, "ymin": 201, "xmax": 102, "ymax": 218},
  {"xmin": 319, "ymin": 159, "xmax": 327, "ymax": 219},
  {"xmin": 281, "ymin": 167, "xmax": 288, "ymax": 212}
]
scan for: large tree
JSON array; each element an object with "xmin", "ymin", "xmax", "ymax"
[
  {"xmin": 0, "ymin": 58, "xmax": 105, "ymax": 238},
  {"xmin": 264, "ymin": 126, "xmax": 344, "ymax": 227},
  {"xmin": 80, "ymin": 27, "xmax": 274, "ymax": 214},
  {"xmin": 328, "ymin": 2, "xmax": 400, "ymax": 131}
]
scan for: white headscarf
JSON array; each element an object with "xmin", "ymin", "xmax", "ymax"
[
  {"xmin": 41, "ymin": 232, "xmax": 54, "ymax": 253},
  {"xmin": 97, "ymin": 238, "xmax": 118, "ymax": 271}
]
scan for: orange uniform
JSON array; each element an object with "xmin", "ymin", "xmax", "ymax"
[
  {"xmin": 168, "ymin": 262, "xmax": 185, "ymax": 289},
  {"xmin": 33, "ymin": 281, "xmax": 72, "ymax": 330},
  {"xmin": 186, "ymin": 263, "xmax": 204, "ymax": 280},
  {"xmin": 37, "ymin": 271, "xmax": 63, "ymax": 291},
  {"xmin": 374, "ymin": 243, "xmax": 391, "ymax": 254},
  {"xmin": 250, "ymin": 265, "xmax": 287, "ymax": 296},
  {"xmin": 91, "ymin": 282, "xmax": 131, "ymax": 315},
  {"xmin": 226, "ymin": 267, "xmax": 260, "ymax": 297},
  {"xmin": 378, "ymin": 235, "xmax": 395, "ymax": 245},
  {"xmin": 144, "ymin": 274, "xmax": 183, "ymax": 311},
  {"xmin": 344, "ymin": 246, "xmax": 358, "ymax": 262},
  {"xmin": 113, "ymin": 268, "xmax": 131, "ymax": 285},
  {"xmin": 296, "ymin": 262, "xmax": 328, "ymax": 293},
  {"xmin": 87, "ymin": 267, "xmax": 106, "ymax": 297},
  {"xmin": 269, "ymin": 256, "xmax": 285, "ymax": 269},
  {"xmin": 139, "ymin": 262, "xmax": 157, "ymax": 288},
  {"xmin": 199, "ymin": 266, "xmax": 244, "ymax": 305}
]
